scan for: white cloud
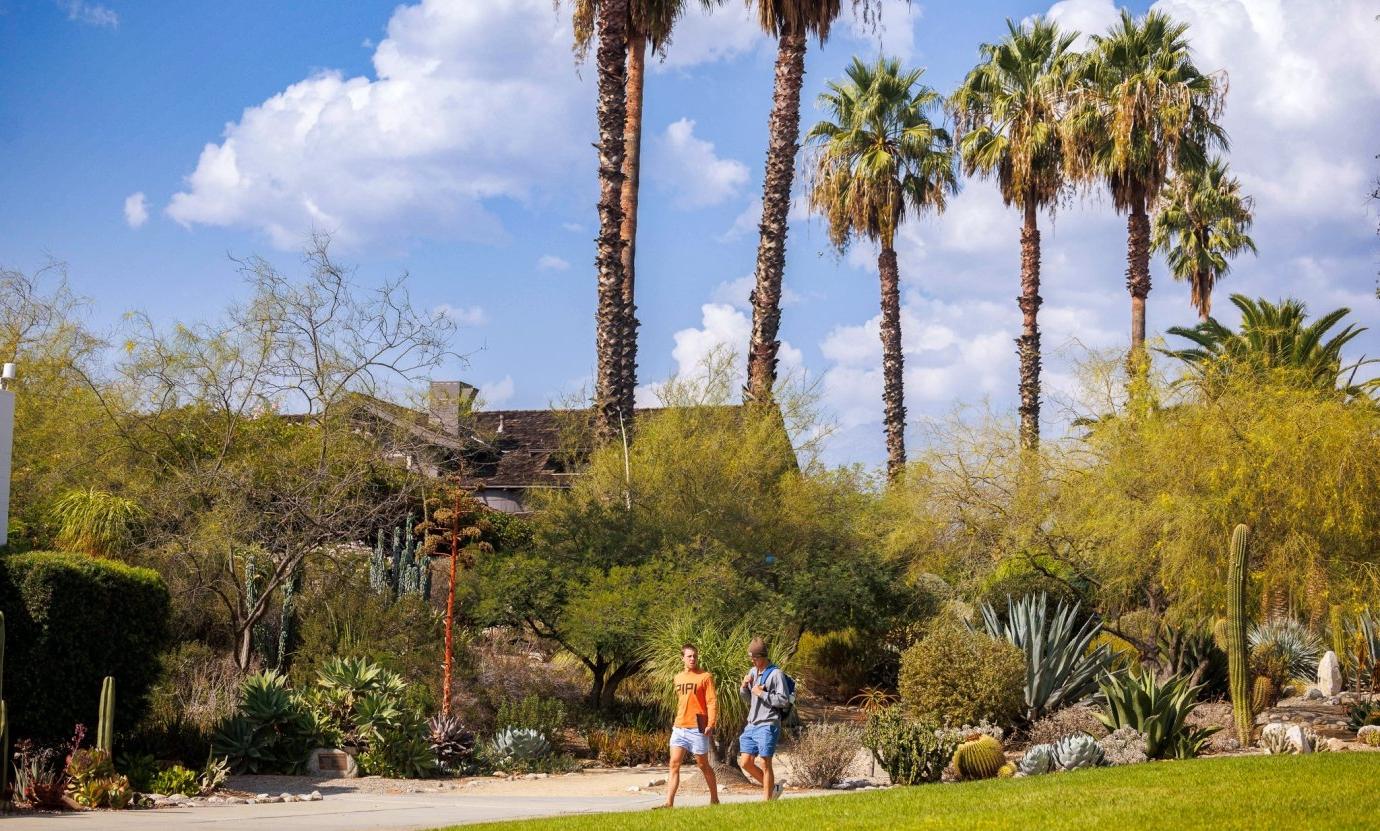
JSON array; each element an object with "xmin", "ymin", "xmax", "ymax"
[
  {"xmin": 435, "ymin": 303, "xmax": 487, "ymax": 326},
  {"xmin": 1043, "ymin": 0, "xmax": 1119, "ymax": 47},
  {"xmin": 123, "ymin": 192, "xmax": 148, "ymax": 229},
  {"xmin": 479, "ymin": 375, "xmax": 515, "ymax": 407},
  {"xmin": 710, "ymin": 273, "xmax": 802, "ymax": 310},
  {"xmin": 666, "ymin": 303, "xmax": 803, "ymax": 388},
  {"xmin": 719, "ymin": 196, "xmax": 762, "ymax": 242},
  {"xmin": 845, "ymin": 0, "xmax": 919, "ymax": 62},
  {"xmin": 653, "ymin": 3, "xmax": 765, "ymax": 71},
  {"xmin": 537, "ymin": 254, "xmax": 571, "ymax": 272},
  {"xmin": 168, "ymin": 0, "xmax": 591, "ymax": 248},
  {"xmin": 56, "ymin": 0, "xmax": 118, "ymax": 28},
  {"xmin": 649, "ymin": 118, "xmax": 749, "ymax": 209}
]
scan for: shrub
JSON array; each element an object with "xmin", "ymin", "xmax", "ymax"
[
  {"xmin": 1025, "ymin": 704, "xmax": 1109, "ymax": 747},
  {"xmin": 789, "ymin": 722, "xmax": 862, "ymax": 788},
  {"xmin": 496, "ymin": 695, "xmax": 567, "ymax": 746},
  {"xmin": 1097, "ymin": 726, "xmax": 1149, "ymax": 765},
  {"xmin": 898, "ymin": 625, "xmax": 1024, "ymax": 728},
  {"xmin": 975, "ymin": 566, "xmax": 1091, "ymax": 629},
  {"xmin": 210, "ymin": 671, "xmax": 315, "ymax": 774},
  {"xmin": 1096, "ymin": 671, "xmax": 1218, "ymax": 759},
  {"xmin": 585, "ymin": 727, "xmax": 669, "ymax": 767},
  {"xmin": 0, "ymin": 552, "xmax": 170, "ymax": 740},
  {"xmin": 149, "ymin": 765, "xmax": 199, "ymax": 797},
  {"xmin": 1248, "ymin": 619, "xmax": 1323, "ymax": 682},
  {"xmin": 862, "ymin": 707, "xmax": 956, "ymax": 785},
  {"xmin": 131, "ymin": 641, "xmax": 247, "ymax": 765},
  {"xmin": 795, "ymin": 629, "xmax": 886, "ymax": 701},
  {"xmin": 979, "ymin": 593, "xmax": 1111, "ymax": 722}
]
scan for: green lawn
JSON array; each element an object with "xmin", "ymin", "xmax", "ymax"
[{"xmin": 446, "ymin": 753, "xmax": 1380, "ymax": 831}]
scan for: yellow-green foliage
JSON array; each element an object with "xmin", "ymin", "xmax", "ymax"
[
  {"xmin": 1091, "ymin": 632, "xmax": 1140, "ymax": 671},
  {"xmin": 49, "ymin": 488, "xmax": 145, "ymax": 558},
  {"xmin": 795, "ymin": 629, "xmax": 884, "ymax": 701},
  {"xmin": 898, "ymin": 625, "xmax": 1024, "ymax": 728}
]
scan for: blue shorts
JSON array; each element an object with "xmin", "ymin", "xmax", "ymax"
[{"xmin": 739, "ymin": 723, "xmax": 780, "ymax": 758}]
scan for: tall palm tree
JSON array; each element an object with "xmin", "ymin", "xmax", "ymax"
[
  {"xmin": 1067, "ymin": 9, "xmax": 1225, "ymax": 366},
  {"xmin": 952, "ymin": 17, "xmax": 1080, "ymax": 451},
  {"xmin": 589, "ymin": 0, "xmax": 632, "ymax": 443},
  {"xmin": 1151, "ymin": 156, "xmax": 1256, "ymax": 321},
  {"xmin": 806, "ymin": 56, "xmax": 957, "ymax": 481},
  {"xmin": 744, "ymin": 0, "xmax": 854, "ymax": 404},
  {"xmin": 573, "ymin": 1, "xmax": 726, "ymax": 428},
  {"xmin": 1162, "ymin": 294, "xmax": 1378, "ymax": 398}
]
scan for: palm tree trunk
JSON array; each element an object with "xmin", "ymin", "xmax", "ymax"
[
  {"xmin": 1017, "ymin": 200, "xmax": 1042, "ymax": 452},
  {"xmin": 745, "ymin": 30, "xmax": 807, "ymax": 404},
  {"xmin": 594, "ymin": 0, "xmax": 631, "ymax": 443},
  {"xmin": 878, "ymin": 245, "xmax": 906, "ymax": 481},
  {"xmin": 1126, "ymin": 196, "xmax": 1151, "ymax": 363},
  {"xmin": 618, "ymin": 34, "xmax": 646, "ymax": 429}
]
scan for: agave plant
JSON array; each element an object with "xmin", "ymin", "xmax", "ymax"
[
  {"xmin": 1052, "ymin": 733, "xmax": 1105, "ymax": 770},
  {"xmin": 980, "ymin": 593, "xmax": 1112, "ymax": 721},
  {"xmin": 1248, "ymin": 619, "xmax": 1323, "ymax": 682},
  {"xmin": 1096, "ymin": 670, "xmax": 1218, "ymax": 759},
  {"xmin": 1343, "ymin": 610, "xmax": 1380, "ymax": 694},
  {"xmin": 427, "ymin": 714, "xmax": 477, "ymax": 772},
  {"xmin": 490, "ymin": 726, "xmax": 551, "ymax": 767},
  {"xmin": 211, "ymin": 671, "xmax": 315, "ymax": 774}
]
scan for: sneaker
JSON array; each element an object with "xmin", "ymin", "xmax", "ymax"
[{"xmin": 772, "ymin": 783, "xmax": 784, "ymax": 800}]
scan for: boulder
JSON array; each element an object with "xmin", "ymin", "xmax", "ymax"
[
  {"xmin": 1262, "ymin": 722, "xmax": 1313, "ymax": 753},
  {"xmin": 1318, "ymin": 651, "xmax": 1343, "ymax": 696},
  {"xmin": 307, "ymin": 748, "xmax": 359, "ymax": 779},
  {"xmin": 1304, "ymin": 687, "xmax": 1325, "ymax": 701}
]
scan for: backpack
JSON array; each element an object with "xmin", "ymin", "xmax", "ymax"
[{"xmin": 757, "ymin": 665, "xmax": 799, "ymax": 725}]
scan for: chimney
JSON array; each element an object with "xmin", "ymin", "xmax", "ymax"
[{"xmin": 428, "ymin": 381, "xmax": 478, "ymax": 435}]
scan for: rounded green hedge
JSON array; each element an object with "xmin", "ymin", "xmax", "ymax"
[
  {"xmin": 898, "ymin": 624, "xmax": 1024, "ymax": 729},
  {"xmin": 0, "ymin": 551, "xmax": 170, "ymax": 741}
]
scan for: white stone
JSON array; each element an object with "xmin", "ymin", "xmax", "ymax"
[
  {"xmin": 256, "ymin": 793, "xmax": 270, "ymax": 800},
  {"xmin": 307, "ymin": 747, "xmax": 359, "ymax": 779},
  {"xmin": 627, "ymin": 786, "xmax": 641, "ymax": 792},
  {"xmin": 1263, "ymin": 722, "xmax": 1313, "ymax": 753},
  {"xmin": 1318, "ymin": 651, "xmax": 1343, "ymax": 696},
  {"xmin": 309, "ymin": 790, "xmax": 323, "ymax": 801}
]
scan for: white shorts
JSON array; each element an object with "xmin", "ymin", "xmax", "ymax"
[{"xmin": 669, "ymin": 727, "xmax": 709, "ymax": 756}]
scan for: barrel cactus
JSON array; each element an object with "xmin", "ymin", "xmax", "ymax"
[
  {"xmin": 952, "ymin": 735, "xmax": 1005, "ymax": 780},
  {"xmin": 1053, "ymin": 732, "xmax": 1106, "ymax": 770},
  {"xmin": 1016, "ymin": 743, "xmax": 1056, "ymax": 776},
  {"xmin": 997, "ymin": 762, "xmax": 1016, "ymax": 778},
  {"xmin": 1357, "ymin": 725, "xmax": 1380, "ymax": 747},
  {"xmin": 490, "ymin": 726, "xmax": 550, "ymax": 765}
]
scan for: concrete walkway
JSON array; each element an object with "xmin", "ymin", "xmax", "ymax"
[{"xmin": 1, "ymin": 788, "xmax": 818, "ymax": 830}]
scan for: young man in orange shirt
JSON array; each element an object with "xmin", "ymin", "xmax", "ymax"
[{"xmin": 663, "ymin": 643, "xmax": 719, "ymax": 808}]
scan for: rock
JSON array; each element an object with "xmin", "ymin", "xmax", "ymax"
[
  {"xmin": 227, "ymin": 798, "xmax": 247, "ymax": 804},
  {"xmin": 308, "ymin": 791, "xmax": 323, "ymax": 802},
  {"xmin": 1305, "ymin": 687, "xmax": 1325, "ymax": 701},
  {"xmin": 1262, "ymin": 723, "xmax": 1313, "ymax": 753},
  {"xmin": 207, "ymin": 796, "xmax": 225, "ymax": 804},
  {"xmin": 307, "ymin": 747, "xmax": 359, "ymax": 779},
  {"xmin": 256, "ymin": 793, "xmax": 270, "ymax": 801},
  {"xmin": 1318, "ymin": 651, "xmax": 1343, "ymax": 696},
  {"xmin": 280, "ymin": 792, "xmax": 296, "ymax": 802},
  {"xmin": 627, "ymin": 786, "xmax": 641, "ymax": 793},
  {"xmin": 646, "ymin": 778, "xmax": 667, "ymax": 787}
]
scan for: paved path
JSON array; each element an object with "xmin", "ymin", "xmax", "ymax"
[{"xmin": 2, "ymin": 788, "xmax": 817, "ymax": 830}]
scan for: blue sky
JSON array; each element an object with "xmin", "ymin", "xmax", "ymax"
[{"xmin": 1, "ymin": 0, "xmax": 1377, "ymax": 468}]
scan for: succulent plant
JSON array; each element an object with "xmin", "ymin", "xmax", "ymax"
[
  {"xmin": 861, "ymin": 708, "xmax": 957, "ymax": 785},
  {"xmin": 1097, "ymin": 670, "xmax": 1218, "ymax": 759},
  {"xmin": 1251, "ymin": 674, "xmax": 1278, "ymax": 714},
  {"xmin": 952, "ymin": 735, "xmax": 1005, "ymax": 780},
  {"xmin": 979, "ymin": 593, "xmax": 1111, "ymax": 722},
  {"xmin": 1053, "ymin": 732, "xmax": 1106, "ymax": 771},
  {"xmin": 1248, "ymin": 618, "xmax": 1324, "ymax": 682},
  {"xmin": 490, "ymin": 726, "xmax": 550, "ymax": 765},
  {"xmin": 428, "ymin": 714, "xmax": 477, "ymax": 771},
  {"xmin": 1016, "ymin": 743, "xmax": 1056, "ymax": 776},
  {"xmin": 97, "ymin": 676, "xmax": 116, "ymax": 754},
  {"xmin": 997, "ymin": 762, "xmax": 1016, "ymax": 778},
  {"xmin": 1258, "ymin": 727, "xmax": 1298, "ymax": 755},
  {"xmin": 1358, "ymin": 725, "xmax": 1380, "ymax": 747},
  {"xmin": 1226, "ymin": 524, "xmax": 1253, "ymax": 746}
]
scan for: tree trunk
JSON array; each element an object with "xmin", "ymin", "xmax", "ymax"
[
  {"xmin": 617, "ymin": 34, "xmax": 646, "ymax": 429},
  {"xmin": 878, "ymin": 245, "xmax": 906, "ymax": 482},
  {"xmin": 593, "ymin": 0, "xmax": 631, "ymax": 443},
  {"xmin": 745, "ymin": 30, "xmax": 807, "ymax": 404},
  {"xmin": 1017, "ymin": 200, "xmax": 1042, "ymax": 452},
  {"xmin": 1126, "ymin": 196, "xmax": 1151, "ymax": 363},
  {"xmin": 598, "ymin": 660, "xmax": 644, "ymax": 710},
  {"xmin": 587, "ymin": 656, "xmax": 610, "ymax": 709}
]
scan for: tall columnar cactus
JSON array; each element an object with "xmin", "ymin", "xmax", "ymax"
[
  {"xmin": 275, "ymin": 566, "xmax": 302, "ymax": 672},
  {"xmin": 370, "ymin": 515, "xmax": 429, "ymax": 601},
  {"xmin": 1227, "ymin": 523, "xmax": 1253, "ymax": 746},
  {"xmin": 1, "ymin": 610, "xmax": 8, "ymax": 805},
  {"xmin": 97, "ymin": 675, "xmax": 115, "ymax": 754}
]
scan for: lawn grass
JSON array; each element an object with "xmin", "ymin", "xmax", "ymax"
[{"xmin": 446, "ymin": 753, "xmax": 1380, "ymax": 831}]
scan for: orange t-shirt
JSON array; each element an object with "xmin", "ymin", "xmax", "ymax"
[{"xmin": 673, "ymin": 669, "xmax": 718, "ymax": 731}]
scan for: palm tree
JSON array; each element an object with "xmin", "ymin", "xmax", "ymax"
[
  {"xmin": 744, "ymin": 0, "xmax": 855, "ymax": 404},
  {"xmin": 1162, "ymin": 295, "xmax": 1378, "ymax": 398},
  {"xmin": 1067, "ymin": 9, "xmax": 1225, "ymax": 365},
  {"xmin": 806, "ymin": 56, "xmax": 957, "ymax": 481},
  {"xmin": 573, "ymin": 1, "xmax": 726, "ymax": 427},
  {"xmin": 589, "ymin": 0, "xmax": 632, "ymax": 443},
  {"xmin": 952, "ymin": 17, "xmax": 1080, "ymax": 451},
  {"xmin": 1151, "ymin": 156, "xmax": 1256, "ymax": 321}
]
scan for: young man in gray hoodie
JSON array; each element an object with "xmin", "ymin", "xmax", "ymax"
[{"xmin": 738, "ymin": 637, "xmax": 788, "ymax": 801}]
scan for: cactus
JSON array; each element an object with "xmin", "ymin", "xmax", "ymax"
[
  {"xmin": 952, "ymin": 735, "xmax": 1005, "ymax": 780},
  {"xmin": 997, "ymin": 762, "xmax": 1016, "ymax": 778},
  {"xmin": 1227, "ymin": 523, "xmax": 1253, "ymax": 746},
  {"xmin": 1052, "ymin": 733, "xmax": 1105, "ymax": 770},
  {"xmin": 370, "ymin": 516, "xmax": 429, "ymax": 601},
  {"xmin": 1, "ymin": 610, "xmax": 7, "ymax": 806},
  {"xmin": 97, "ymin": 675, "xmax": 115, "ymax": 754},
  {"xmin": 275, "ymin": 566, "xmax": 302, "ymax": 672},
  {"xmin": 1330, "ymin": 605, "xmax": 1347, "ymax": 670},
  {"xmin": 1251, "ymin": 675, "xmax": 1277, "ymax": 715},
  {"xmin": 1017, "ymin": 743, "xmax": 1056, "ymax": 776},
  {"xmin": 489, "ymin": 726, "xmax": 550, "ymax": 765}
]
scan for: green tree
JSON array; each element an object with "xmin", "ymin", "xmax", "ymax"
[
  {"xmin": 1161, "ymin": 294, "xmax": 1377, "ymax": 398},
  {"xmin": 1067, "ymin": 9, "xmax": 1225, "ymax": 364},
  {"xmin": 744, "ymin": 0, "xmax": 859, "ymax": 404},
  {"xmin": 1152, "ymin": 157, "xmax": 1256, "ymax": 320},
  {"xmin": 806, "ymin": 56, "xmax": 957, "ymax": 481},
  {"xmin": 952, "ymin": 17, "xmax": 1081, "ymax": 451}
]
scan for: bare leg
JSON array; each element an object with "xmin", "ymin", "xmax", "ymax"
[
  {"xmin": 694, "ymin": 754, "xmax": 719, "ymax": 804},
  {"xmin": 739, "ymin": 753, "xmax": 763, "ymax": 786},
  {"xmin": 665, "ymin": 746, "xmax": 686, "ymax": 807},
  {"xmin": 760, "ymin": 756, "xmax": 775, "ymax": 801}
]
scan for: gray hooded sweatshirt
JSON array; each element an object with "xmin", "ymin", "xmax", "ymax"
[{"xmin": 740, "ymin": 665, "xmax": 791, "ymax": 726}]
